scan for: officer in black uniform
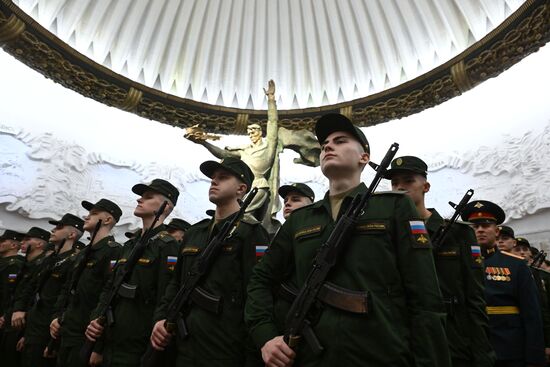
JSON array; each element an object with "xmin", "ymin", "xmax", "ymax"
[{"xmin": 462, "ymin": 200, "xmax": 545, "ymax": 366}]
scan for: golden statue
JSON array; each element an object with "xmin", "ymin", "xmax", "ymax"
[{"xmin": 185, "ymin": 80, "xmax": 319, "ymax": 233}]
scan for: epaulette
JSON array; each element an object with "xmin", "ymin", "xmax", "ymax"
[
  {"xmin": 107, "ymin": 240, "xmax": 121, "ymax": 248},
  {"xmin": 156, "ymin": 231, "xmax": 176, "ymax": 243},
  {"xmin": 241, "ymin": 213, "xmax": 260, "ymax": 225},
  {"xmin": 501, "ymin": 251, "xmax": 525, "ymax": 260},
  {"xmin": 373, "ymin": 190, "xmax": 406, "ymax": 195},
  {"xmin": 290, "ymin": 202, "xmax": 316, "ymax": 214}
]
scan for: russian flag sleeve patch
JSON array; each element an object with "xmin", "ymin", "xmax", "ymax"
[
  {"xmin": 167, "ymin": 256, "xmax": 178, "ymax": 271},
  {"xmin": 255, "ymin": 245, "xmax": 268, "ymax": 258},
  {"xmin": 409, "ymin": 220, "xmax": 431, "ymax": 248}
]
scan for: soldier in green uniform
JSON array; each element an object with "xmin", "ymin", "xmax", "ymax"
[
  {"xmin": 511, "ymin": 237, "xmax": 550, "ymax": 363},
  {"xmin": 245, "ymin": 113, "xmax": 451, "ymax": 367},
  {"xmin": 9, "ymin": 228, "xmax": 51, "ymax": 357},
  {"xmin": 20, "ymin": 219, "xmax": 80, "ymax": 366},
  {"xmin": 497, "ymin": 226, "xmax": 516, "ymax": 252},
  {"xmin": 384, "ymin": 155, "xmax": 494, "ymax": 367},
  {"xmin": 49, "ymin": 201, "xmax": 121, "ymax": 367},
  {"xmin": 0, "ymin": 229, "xmax": 26, "ymax": 367},
  {"xmin": 165, "ymin": 218, "xmax": 191, "ymax": 243},
  {"xmin": 85, "ymin": 179, "xmax": 180, "ymax": 367},
  {"xmin": 150, "ymin": 157, "xmax": 269, "ymax": 367},
  {"xmin": 461, "ymin": 201, "xmax": 545, "ymax": 366},
  {"xmin": 278, "ymin": 183, "xmax": 315, "ymax": 220}
]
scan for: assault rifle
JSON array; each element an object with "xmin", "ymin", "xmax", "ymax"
[
  {"xmin": 283, "ymin": 143, "xmax": 399, "ymax": 356},
  {"xmin": 431, "ymin": 189, "xmax": 474, "ymax": 249},
  {"xmin": 34, "ymin": 239, "xmax": 65, "ymax": 306},
  {"xmin": 45, "ymin": 220, "xmax": 102, "ymax": 357},
  {"xmin": 140, "ymin": 188, "xmax": 258, "ymax": 367},
  {"xmin": 531, "ymin": 250, "xmax": 547, "ymax": 269},
  {"xmin": 79, "ymin": 201, "xmax": 168, "ymax": 363}
]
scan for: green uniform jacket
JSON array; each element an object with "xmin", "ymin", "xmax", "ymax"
[
  {"xmin": 245, "ymin": 184, "xmax": 451, "ymax": 367},
  {"xmin": 426, "ymin": 210, "xmax": 495, "ymax": 366},
  {"xmin": 531, "ymin": 267, "xmax": 550, "ymax": 348},
  {"xmin": 154, "ymin": 214, "xmax": 269, "ymax": 367},
  {"xmin": 0, "ymin": 255, "xmax": 25, "ymax": 323},
  {"xmin": 12, "ymin": 252, "xmax": 48, "ymax": 313},
  {"xmin": 24, "ymin": 249, "xmax": 78, "ymax": 345},
  {"xmin": 93, "ymin": 225, "xmax": 180, "ymax": 365},
  {"xmin": 54, "ymin": 236, "xmax": 122, "ymax": 347}
]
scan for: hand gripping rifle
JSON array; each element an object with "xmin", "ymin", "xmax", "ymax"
[
  {"xmin": 45, "ymin": 220, "xmax": 102, "ymax": 357},
  {"xmin": 140, "ymin": 188, "xmax": 258, "ymax": 367},
  {"xmin": 79, "ymin": 201, "xmax": 168, "ymax": 363},
  {"xmin": 431, "ymin": 189, "xmax": 474, "ymax": 249},
  {"xmin": 283, "ymin": 143, "xmax": 399, "ymax": 356}
]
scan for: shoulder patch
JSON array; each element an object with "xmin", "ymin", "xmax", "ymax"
[
  {"xmin": 501, "ymin": 251, "xmax": 525, "ymax": 260},
  {"xmin": 408, "ymin": 220, "xmax": 432, "ymax": 249}
]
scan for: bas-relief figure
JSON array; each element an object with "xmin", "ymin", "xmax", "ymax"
[{"xmin": 185, "ymin": 80, "xmax": 320, "ymax": 233}]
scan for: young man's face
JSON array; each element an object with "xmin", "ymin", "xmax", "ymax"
[
  {"xmin": 283, "ymin": 192, "xmax": 312, "ymax": 219},
  {"xmin": 320, "ymin": 131, "xmax": 368, "ymax": 178},
  {"xmin": 208, "ymin": 169, "xmax": 245, "ymax": 205},
  {"xmin": 21, "ymin": 237, "xmax": 44, "ymax": 254},
  {"xmin": 0, "ymin": 239, "xmax": 18, "ymax": 255},
  {"xmin": 390, "ymin": 172, "xmax": 429, "ymax": 206},
  {"xmin": 471, "ymin": 223, "xmax": 499, "ymax": 248},
  {"xmin": 511, "ymin": 245, "xmax": 531, "ymax": 261},
  {"xmin": 497, "ymin": 235, "xmax": 516, "ymax": 252},
  {"xmin": 50, "ymin": 225, "xmax": 71, "ymax": 243},
  {"xmin": 84, "ymin": 209, "xmax": 112, "ymax": 232},
  {"xmin": 247, "ymin": 125, "xmax": 262, "ymax": 144},
  {"xmin": 134, "ymin": 191, "xmax": 166, "ymax": 218}
]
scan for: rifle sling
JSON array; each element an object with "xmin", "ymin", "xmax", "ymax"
[{"xmin": 279, "ymin": 282, "xmax": 369, "ymax": 314}]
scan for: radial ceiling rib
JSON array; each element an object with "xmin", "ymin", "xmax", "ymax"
[{"xmin": 12, "ymin": 0, "xmax": 526, "ymax": 110}]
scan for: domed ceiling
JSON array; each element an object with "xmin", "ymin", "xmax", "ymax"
[
  {"xmin": 12, "ymin": 0, "xmax": 524, "ymax": 109},
  {"xmin": 1, "ymin": 0, "xmax": 549, "ymax": 132}
]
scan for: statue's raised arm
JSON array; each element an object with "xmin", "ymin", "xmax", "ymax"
[
  {"xmin": 184, "ymin": 124, "xmax": 240, "ymax": 159},
  {"xmin": 263, "ymin": 80, "xmax": 279, "ymax": 167}
]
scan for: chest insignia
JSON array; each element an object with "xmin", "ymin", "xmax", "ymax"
[
  {"xmin": 486, "ymin": 267, "xmax": 511, "ymax": 281},
  {"xmin": 294, "ymin": 225, "xmax": 322, "ymax": 239}
]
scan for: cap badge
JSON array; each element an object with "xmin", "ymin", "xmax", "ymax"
[
  {"xmin": 474, "ymin": 202, "xmax": 484, "ymax": 208},
  {"xmin": 396, "ymin": 158, "xmax": 403, "ymax": 166}
]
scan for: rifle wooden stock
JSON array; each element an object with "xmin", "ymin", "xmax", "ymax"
[
  {"xmin": 80, "ymin": 201, "xmax": 168, "ymax": 363},
  {"xmin": 283, "ymin": 143, "xmax": 399, "ymax": 356},
  {"xmin": 140, "ymin": 189, "xmax": 258, "ymax": 367}
]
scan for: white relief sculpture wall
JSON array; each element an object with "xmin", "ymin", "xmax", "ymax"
[{"xmin": 1, "ymin": 44, "xmax": 549, "ymax": 247}]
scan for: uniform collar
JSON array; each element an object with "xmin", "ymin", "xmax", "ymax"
[
  {"xmin": 482, "ymin": 245, "xmax": 498, "ymax": 258},
  {"xmin": 425, "ymin": 208, "xmax": 443, "ymax": 234},
  {"xmin": 90, "ymin": 235, "xmax": 116, "ymax": 251},
  {"xmin": 314, "ymin": 182, "xmax": 367, "ymax": 212}
]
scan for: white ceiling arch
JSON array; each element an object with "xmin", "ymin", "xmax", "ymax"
[{"xmin": 14, "ymin": 0, "xmax": 524, "ymax": 109}]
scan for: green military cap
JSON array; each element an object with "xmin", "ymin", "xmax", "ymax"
[
  {"xmin": 498, "ymin": 225, "xmax": 515, "ymax": 238},
  {"xmin": 384, "ymin": 156, "xmax": 428, "ymax": 178},
  {"xmin": 515, "ymin": 237, "xmax": 531, "ymax": 248},
  {"xmin": 315, "ymin": 113, "xmax": 370, "ymax": 154},
  {"xmin": 166, "ymin": 218, "xmax": 191, "ymax": 232},
  {"xmin": 0, "ymin": 229, "xmax": 25, "ymax": 242},
  {"xmin": 49, "ymin": 213, "xmax": 85, "ymax": 232},
  {"xmin": 132, "ymin": 178, "xmax": 180, "ymax": 205},
  {"xmin": 278, "ymin": 183, "xmax": 315, "ymax": 201},
  {"xmin": 23, "ymin": 227, "xmax": 51, "ymax": 242},
  {"xmin": 461, "ymin": 200, "xmax": 505, "ymax": 225},
  {"xmin": 82, "ymin": 198, "xmax": 123, "ymax": 222},
  {"xmin": 200, "ymin": 157, "xmax": 254, "ymax": 192}
]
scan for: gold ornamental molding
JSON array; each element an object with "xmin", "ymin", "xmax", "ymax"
[{"xmin": 0, "ymin": 0, "xmax": 549, "ymax": 134}]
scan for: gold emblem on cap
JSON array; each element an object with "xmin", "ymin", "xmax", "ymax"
[
  {"xmin": 474, "ymin": 202, "xmax": 484, "ymax": 208},
  {"xmin": 396, "ymin": 158, "xmax": 403, "ymax": 166}
]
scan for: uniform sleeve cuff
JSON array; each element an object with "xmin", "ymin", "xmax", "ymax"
[{"xmin": 251, "ymin": 322, "xmax": 279, "ymax": 349}]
